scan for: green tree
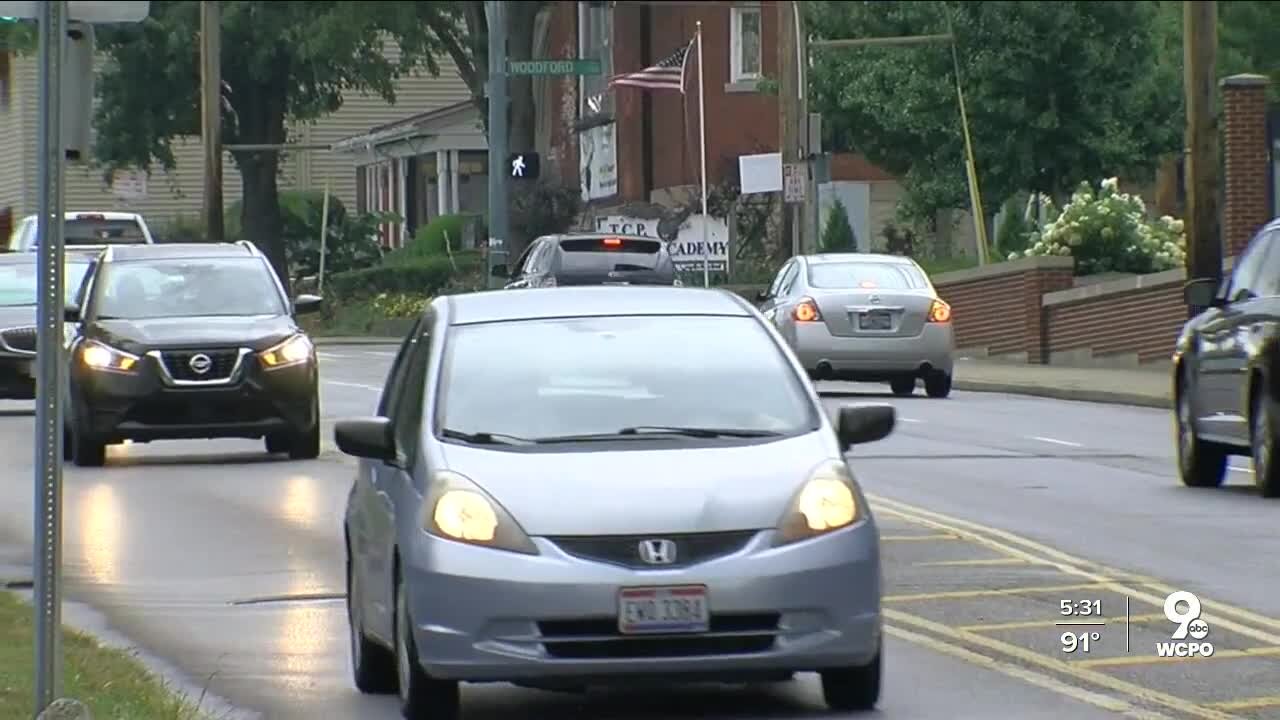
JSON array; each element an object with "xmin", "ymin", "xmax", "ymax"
[
  {"xmin": 90, "ymin": 0, "xmax": 452, "ymax": 292},
  {"xmin": 808, "ymin": 0, "xmax": 1182, "ymax": 224},
  {"xmin": 820, "ymin": 197, "xmax": 857, "ymax": 253}
]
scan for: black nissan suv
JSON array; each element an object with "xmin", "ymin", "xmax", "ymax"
[{"xmin": 63, "ymin": 242, "xmax": 324, "ymax": 467}]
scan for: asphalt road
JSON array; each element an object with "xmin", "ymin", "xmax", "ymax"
[{"xmin": 0, "ymin": 348, "xmax": 1277, "ymax": 720}]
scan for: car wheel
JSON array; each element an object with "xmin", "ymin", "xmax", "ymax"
[
  {"xmin": 265, "ymin": 433, "xmax": 289, "ymax": 455},
  {"xmin": 889, "ymin": 377, "xmax": 915, "ymax": 396},
  {"xmin": 1176, "ymin": 373, "xmax": 1227, "ymax": 488},
  {"xmin": 395, "ymin": 574, "xmax": 460, "ymax": 720},
  {"xmin": 347, "ymin": 547, "xmax": 397, "ymax": 694},
  {"xmin": 288, "ymin": 396, "xmax": 321, "ymax": 460},
  {"xmin": 71, "ymin": 423, "xmax": 106, "ymax": 468},
  {"xmin": 820, "ymin": 650, "xmax": 881, "ymax": 712},
  {"xmin": 1250, "ymin": 391, "xmax": 1280, "ymax": 498},
  {"xmin": 924, "ymin": 372, "xmax": 952, "ymax": 399}
]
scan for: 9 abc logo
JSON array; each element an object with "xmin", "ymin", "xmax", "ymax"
[{"xmin": 1157, "ymin": 591, "xmax": 1214, "ymax": 658}]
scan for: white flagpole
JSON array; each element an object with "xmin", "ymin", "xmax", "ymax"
[{"xmin": 695, "ymin": 23, "xmax": 710, "ymax": 288}]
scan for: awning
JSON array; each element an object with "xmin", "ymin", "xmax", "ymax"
[{"xmin": 331, "ymin": 100, "xmax": 488, "ymax": 164}]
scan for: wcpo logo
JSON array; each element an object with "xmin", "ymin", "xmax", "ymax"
[{"xmin": 1156, "ymin": 590, "xmax": 1214, "ymax": 658}]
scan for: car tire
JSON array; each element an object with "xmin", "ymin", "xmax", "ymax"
[
  {"xmin": 395, "ymin": 574, "xmax": 460, "ymax": 720},
  {"xmin": 265, "ymin": 433, "xmax": 289, "ymax": 455},
  {"xmin": 924, "ymin": 372, "xmax": 952, "ymax": 399},
  {"xmin": 347, "ymin": 548, "xmax": 397, "ymax": 694},
  {"xmin": 71, "ymin": 424, "xmax": 106, "ymax": 468},
  {"xmin": 889, "ymin": 377, "xmax": 915, "ymax": 396},
  {"xmin": 1250, "ymin": 390, "xmax": 1280, "ymax": 498},
  {"xmin": 1176, "ymin": 372, "xmax": 1227, "ymax": 488},
  {"xmin": 820, "ymin": 650, "xmax": 881, "ymax": 712},
  {"xmin": 288, "ymin": 396, "xmax": 321, "ymax": 460}
]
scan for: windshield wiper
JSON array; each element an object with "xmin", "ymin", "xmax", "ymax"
[
  {"xmin": 618, "ymin": 425, "xmax": 783, "ymax": 438},
  {"xmin": 439, "ymin": 428, "xmax": 534, "ymax": 446}
]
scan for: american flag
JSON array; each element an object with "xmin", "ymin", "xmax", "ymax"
[{"xmin": 608, "ymin": 39, "xmax": 694, "ymax": 93}]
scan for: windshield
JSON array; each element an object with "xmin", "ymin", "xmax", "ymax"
[
  {"xmin": 808, "ymin": 262, "xmax": 928, "ymax": 290},
  {"xmin": 0, "ymin": 262, "xmax": 92, "ymax": 307},
  {"xmin": 437, "ymin": 315, "xmax": 817, "ymax": 442},
  {"xmin": 92, "ymin": 257, "xmax": 286, "ymax": 319}
]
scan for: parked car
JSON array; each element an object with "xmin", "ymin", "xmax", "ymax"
[
  {"xmin": 337, "ymin": 285, "xmax": 895, "ymax": 719},
  {"xmin": 0, "ymin": 252, "xmax": 97, "ymax": 399},
  {"xmin": 497, "ymin": 233, "xmax": 680, "ymax": 288},
  {"xmin": 758, "ymin": 253, "xmax": 956, "ymax": 397},
  {"xmin": 1174, "ymin": 218, "xmax": 1280, "ymax": 496},
  {"xmin": 8, "ymin": 211, "xmax": 156, "ymax": 252}
]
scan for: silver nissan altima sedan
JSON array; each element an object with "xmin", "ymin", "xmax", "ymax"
[{"xmin": 337, "ymin": 285, "xmax": 896, "ymax": 720}]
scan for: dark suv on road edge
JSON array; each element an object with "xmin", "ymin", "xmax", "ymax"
[{"xmin": 63, "ymin": 242, "xmax": 324, "ymax": 467}]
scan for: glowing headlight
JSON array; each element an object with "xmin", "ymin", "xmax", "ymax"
[
  {"xmin": 259, "ymin": 334, "xmax": 313, "ymax": 369},
  {"xmin": 422, "ymin": 470, "xmax": 538, "ymax": 555},
  {"xmin": 80, "ymin": 340, "xmax": 138, "ymax": 372},
  {"xmin": 774, "ymin": 459, "xmax": 862, "ymax": 546}
]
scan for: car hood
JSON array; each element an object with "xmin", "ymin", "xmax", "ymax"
[
  {"xmin": 0, "ymin": 305, "xmax": 36, "ymax": 331},
  {"xmin": 89, "ymin": 315, "xmax": 298, "ymax": 353},
  {"xmin": 439, "ymin": 432, "xmax": 839, "ymax": 536}
]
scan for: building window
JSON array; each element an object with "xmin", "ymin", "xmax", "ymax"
[
  {"xmin": 578, "ymin": 1, "xmax": 614, "ymax": 119},
  {"xmin": 730, "ymin": 5, "xmax": 762, "ymax": 83}
]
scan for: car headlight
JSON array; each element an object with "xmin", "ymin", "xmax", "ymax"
[
  {"xmin": 79, "ymin": 339, "xmax": 139, "ymax": 373},
  {"xmin": 422, "ymin": 470, "xmax": 539, "ymax": 555},
  {"xmin": 259, "ymin": 334, "xmax": 313, "ymax": 369},
  {"xmin": 773, "ymin": 459, "xmax": 863, "ymax": 546}
]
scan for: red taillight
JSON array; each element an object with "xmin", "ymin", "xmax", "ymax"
[
  {"xmin": 602, "ymin": 237, "xmax": 622, "ymax": 248},
  {"xmin": 793, "ymin": 297, "xmax": 822, "ymax": 322},
  {"xmin": 928, "ymin": 299, "xmax": 952, "ymax": 323}
]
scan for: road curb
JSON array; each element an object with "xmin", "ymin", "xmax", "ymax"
[{"xmin": 952, "ymin": 380, "xmax": 1170, "ymax": 409}]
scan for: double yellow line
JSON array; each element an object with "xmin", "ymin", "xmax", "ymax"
[{"xmin": 872, "ymin": 494, "xmax": 1280, "ymax": 719}]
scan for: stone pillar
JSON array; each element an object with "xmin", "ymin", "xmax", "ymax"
[{"xmin": 1221, "ymin": 74, "xmax": 1271, "ymax": 258}]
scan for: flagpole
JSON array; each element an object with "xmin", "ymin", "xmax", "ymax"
[{"xmin": 694, "ymin": 22, "xmax": 710, "ymax": 288}]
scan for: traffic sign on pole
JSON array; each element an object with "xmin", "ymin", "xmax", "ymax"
[
  {"xmin": 0, "ymin": 1, "xmax": 149, "ymax": 22},
  {"xmin": 506, "ymin": 58, "xmax": 601, "ymax": 76}
]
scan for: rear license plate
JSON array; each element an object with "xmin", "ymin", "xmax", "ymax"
[
  {"xmin": 618, "ymin": 585, "xmax": 710, "ymax": 634},
  {"xmin": 858, "ymin": 311, "xmax": 892, "ymax": 330}
]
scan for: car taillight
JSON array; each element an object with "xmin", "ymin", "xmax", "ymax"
[
  {"xmin": 928, "ymin": 299, "xmax": 952, "ymax": 323},
  {"xmin": 793, "ymin": 298, "xmax": 822, "ymax": 322}
]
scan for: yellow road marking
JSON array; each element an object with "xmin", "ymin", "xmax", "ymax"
[
  {"xmin": 870, "ymin": 497, "xmax": 1280, "ymax": 646},
  {"xmin": 885, "ymin": 624, "xmax": 1171, "ymax": 720},
  {"xmin": 914, "ymin": 557, "xmax": 1032, "ymax": 567},
  {"xmin": 1207, "ymin": 696, "xmax": 1280, "ymax": 711},
  {"xmin": 885, "ymin": 608, "xmax": 1240, "ymax": 720},
  {"xmin": 958, "ymin": 613, "xmax": 1167, "ymax": 633},
  {"xmin": 1074, "ymin": 646, "xmax": 1280, "ymax": 669},
  {"xmin": 887, "ymin": 583, "xmax": 1111, "ymax": 603},
  {"xmin": 881, "ymin": 533, "xmax": 959, "ymax": 541}
]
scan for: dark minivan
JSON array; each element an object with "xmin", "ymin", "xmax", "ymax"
[{"xmin": 498, "ymin": 233, "xmax": 680, "ymax": 288}]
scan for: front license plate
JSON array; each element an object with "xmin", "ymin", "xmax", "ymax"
[
  {"xmin": 858, "ymin": 311, "xmax": 892, "ymax": 330},
  {"xmin": 618, "ymin": 585, "xmax": 710, "ymax": 635}
]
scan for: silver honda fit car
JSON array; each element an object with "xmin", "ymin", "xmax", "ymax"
[{"xmin": 337, "ymin": 286, "xmax": 895, "ymax": 719}]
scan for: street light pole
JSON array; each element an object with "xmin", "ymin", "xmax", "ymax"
[{"xmin": 200, "ymin": 0, "xmax": 224, "ymax": 242}]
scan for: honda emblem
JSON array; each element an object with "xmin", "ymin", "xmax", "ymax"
[{"xmin": 637, "ymin": 539, "xmax": 677, "ymax": 565}]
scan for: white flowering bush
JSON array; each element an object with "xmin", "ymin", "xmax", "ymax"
[{"xmin": 1010, "ymin": 178, "xmax": 1186, "ymax": 275}]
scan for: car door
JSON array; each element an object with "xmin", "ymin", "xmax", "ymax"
[
  {"xmin": 1196, "ymin": 232, "xmax": 1273, "ymax": 440},
  {"xmin": 351, "ymin": 317, "xmax": 421, "ymax": 642},
  {"xmin": 1227, "ymin": 231, "xmax": 1280, "ymax": 429},
  {"xmin": 761, "ymin": 260, "xmax": 800, "ymax": 325}
]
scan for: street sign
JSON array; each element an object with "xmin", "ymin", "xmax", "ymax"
[
  {"xmin": 509, "ymin": 152, "xmax": 539, "ymax": 179},
  {"xmin": 507, "ymin": 58, "xmax": 601, "ymax": 76},
  {"xmin": 0, "ymin": 1, "xmax": 149, "ymax": 21},
  {"xmin": 783, "ymin": 162, "xmax": 806, "ymax": 203}
]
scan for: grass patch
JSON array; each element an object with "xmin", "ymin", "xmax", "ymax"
[
  {"xmin": 917, "ymin": 255, "xmax": 980, "ymax": 276},
  {"xmin": 299, "ymin": 299, "xmax": 417, "ymax": 338},
  {"xmin": 0, "ymin": 591, "xmax": 212, "ymax": 719}
]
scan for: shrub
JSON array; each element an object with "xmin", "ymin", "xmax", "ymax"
[
  {"xmin": 1011, "ymin": 178, "xmax": 1185, "ymax": 275},
  {"xmin": 371, "ymin": 292, "xmax": 431, "ymax": 318},
  {"xmin": 389, "ymin": 214, "xmax": 485, "ymax": 264},
  {"xmin": 327, "ymin": 252, "xmax": 482, "ymax": 300},
  {"xmin": 512, "ymin": 182, "xmax": 583, "ymax": 242},
  {"xmin": 820, "ymin": 197, "xmax": 857, "ymax": 253},
  {"xmin": 227, "ymin": 190, "xmax": 388, "ymax": 280},
  {"xmin": 995, "ymin": 198, "xmax": 1034, "ymax": 256}
]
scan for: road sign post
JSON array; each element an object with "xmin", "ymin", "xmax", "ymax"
[
  {"xmin": 485, "ymin": 0, "xmax": 509, "ymax": 290},
  {"xmin": 783, "ymin": 162, "xmax": 805, "ymax": 203}
]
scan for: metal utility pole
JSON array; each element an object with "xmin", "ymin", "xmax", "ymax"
[
  {"xmin": 485, "ymin": 0, "xmax": 510, "ymax": 289},
  {"xmin": 779, "ymin": 0, "xmax": 801, "ymax": 257},
  {"xmin": 200, "ymin": 0, "xmax": 224, "ymax": 242},
  {"xmin": 33, "ymin": 0, "xmax": 67, "ymax": 711},
  {"xmin": 1183, "ymin": 0, "xmax": 1220, "ymax": 303}
]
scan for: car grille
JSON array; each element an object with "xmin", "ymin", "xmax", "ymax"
[
  {"xmin": 537, "ymin": 613, "xmax": 779, "ymax": 659},
  {"xmin": 0, "ymin": 326, "xmax": 37, "ymax": 354},
  {"xmin": 547, "ymin": 531, "xmax": 757, "ymax": 570},
  {"xmin": 159, "ymin": 349, "xmax": 241, "ymax": 382}
]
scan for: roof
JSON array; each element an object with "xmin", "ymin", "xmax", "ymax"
[
  {"xmin": 547, "ymin": 232, "xmax": 662, "ymax": 243},
  {"xmin": 804, "ymin": 253, "xmax": 916, "ymax": 265},
  {"xmin": 443, "ymin": 286, "xmax": 754, "ymax": 326},
  {"xmin": 19, "ymin": 211, "xmax": 145, "ymax": 222},
  {"xmin": 0, "ymin": 249, "xmax": 99, "ymax": 265},
  {"xmin": 330, "ymin": 101, "xmax": 486, "ymax": 158},
  {"xmin": 103, "ymin": 243, "xmax": 260, "ymax": 262}
]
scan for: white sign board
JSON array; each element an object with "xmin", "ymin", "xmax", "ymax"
[
  {"xmin": 783, "ymin": 162, "xmax": 806, "ymax": 203},
  {"xmin": 594, "ymin": 214, "xmax": 730, "ymax": 272},
  {"xmin": 738, "ymin": 152, "xmax": 783, "ymax": 195},
  {"xmin": 579, "ymin": 124, "xmax": 618, "ymax": 201},
  {"xmin": 0, "ymin": 1, "xmax": 150, "ymax": 22}
]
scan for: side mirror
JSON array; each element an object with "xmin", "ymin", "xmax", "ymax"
[
  {"xmin": 836, "ymin": 404, "xmax": 896, "ymax": 451},
  {"xmin": 334, "ymin": 417, "xmax": 396, "ymax": 462},
  {"xmin": 491, "ymin": 263, "xmax": 509, "ymax": 278},
  {"xmin": 64, "ymin": 304, "xmax": 80, "ymax": 323},
  {"xmin": 293, "ymin": 294, "xmax": 323, "ymax": 315},
  {"xmin": 1183, "ymin": 278, "xmax": 1220, "ymax": 308}
]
